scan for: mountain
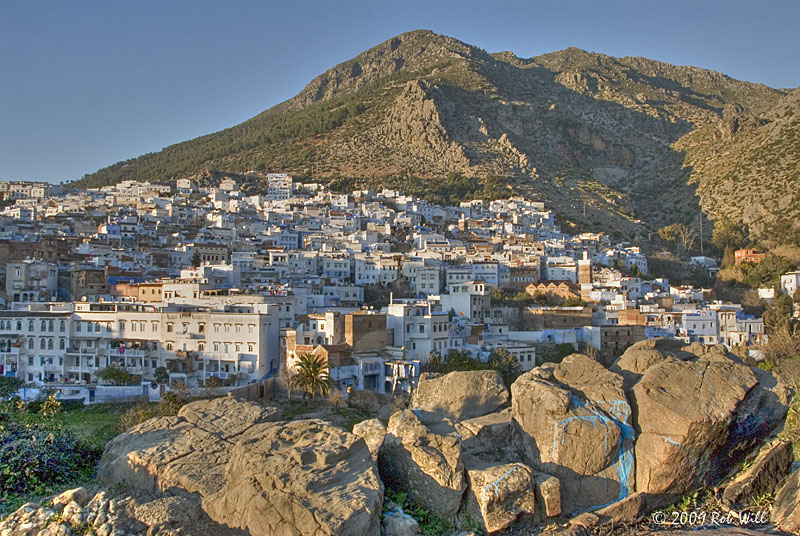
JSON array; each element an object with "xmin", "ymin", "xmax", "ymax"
[{"xmin": 74, "ymin": 30, "xmax": 797, "ymax": 245}]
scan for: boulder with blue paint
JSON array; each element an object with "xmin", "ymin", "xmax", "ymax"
[
  {"xmin": 632, "ymin": 352, "xmax": 791, "ymax": 499},
  {"xmin": 511, "ymin": 353, "xmax": 635, "ymax": 514}
]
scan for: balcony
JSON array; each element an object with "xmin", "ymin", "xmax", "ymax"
[
  {"xmin": 67, "ymin": 348, "xmax": 97, "ymax": 356},
  {"xmin": 116, "ymin": 349, "xmax": 145, "ymax": 358}
]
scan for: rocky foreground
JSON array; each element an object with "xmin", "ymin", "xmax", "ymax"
[{"xmin": 3, "ymin": 340, "xmax": 800, "ymax": 535}]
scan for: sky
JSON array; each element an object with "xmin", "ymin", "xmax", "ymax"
[{"xmin": 2, "ymin": 0, "xmax": 798, "ymax": 184}]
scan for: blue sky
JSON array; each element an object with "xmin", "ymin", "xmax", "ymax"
[{"xmin": 2, "ymin": 0, "xmax": 798, "ymax": 183}]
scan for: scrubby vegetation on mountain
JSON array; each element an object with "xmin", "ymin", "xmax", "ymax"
[{"xmin": 74, "ymin": 30, "xmax": 797, "ymax": 246}]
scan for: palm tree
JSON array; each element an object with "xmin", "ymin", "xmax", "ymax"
[{"xmin": 289, "ymin": 353, "xmax": 331, "ymax": 400}]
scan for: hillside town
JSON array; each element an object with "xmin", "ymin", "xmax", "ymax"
[{"xmin": 0, "ymin": 174, "xmax": 790, "ymax": 403}]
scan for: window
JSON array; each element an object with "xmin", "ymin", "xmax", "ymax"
[
  {"xmin": 151, "ymin": 321, "xmax": 158, "ymax": 332},
  {"xmin": 48, "ymin": 339, "xmax": 54, "ymax": 350},
  {"xmin": 214, "ymin": 324, "xmax": 220, "ymax": 333},
  {"xmin": 248, "ymin": 343, "xmax": 254, "ymax": 353},
  {"xmin": 235, "ymin": 324, "xmax": 241, "ymax": 334},
  {"xmin": 235, "ymin": 343, "xmax": 241, "ymax": 352},
  {"xmin": 198, "ymin": 323, "xmax": 205, "ymax": 333},
  {"xmin": 166, "ymin": 342, "xmax": 173, "ymax": 351},
  {"xmin": 40, "ymin": 338, "xmax": 46, "ymax": 349},
  {"xmin": 48, "ymin": 320, "xmax": 54, "ymax": 332},
  {"xmin": 41, "ymin": 320, "xmax": 46, "ymax": 331},
  {"xmin": 59, "ymin": 339, "xmax": 65, "ymax": 350},
  {"xmin": 16, "ymin": 321, "xmax": 21, "ymax": 331},
  {"xmin": 28, "ymin": 320, "xmax": 34, "ymax": 331},
  {"xmin": 198, "ymin": 342, "xmax": 205, "ymax": 351},
  {"xmin": 60, "ymin": 320, "xmax": 65, "ymax": 332},
  {"xmin": 182, "ymin": 323, "xmax": 189, "ymax": 334},
  {"xmin": 166, "ymin": 323, "xmax": 173, "ymax": 333},
  {"xmin": 214, "ymin": 342, "xmax": 220, "ymax": 352}
]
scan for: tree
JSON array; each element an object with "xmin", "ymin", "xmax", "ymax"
[
  {"xmin": 711, "ymin": 219, "xmax": 747, "ymax": 251},
  {"xmin": 0, "ymin": 376, "xmax": 23, "ymax": 400},
  {"xmin": 96, "ymin": 364, "xmax": 133, "ymax": 386},
  {"xmin": 555, "ymin": 343, "xmax": 577, "ymax": 361},
  {"xmin": 191, "ymin": 249, "xmax": 202, "ymax": 267},
  {"xmin": 489, "ymin": 287, "xmax": 506, "ymax": 305},
  {"xmin": 561, "ymin": 296, "xmax": 586, "ymax": 307},
  {"xmin": 532, "ymin": 291, "xmax": 549, "ymax": 305},
  {"xmin": 204, "ymin": 375, "xmax": 223, "ymax": 399},
  {"xmin": 154, "ymin": 366, "xmax": 169, "ymax": 384},
  {"xmin": 487, "ymin": 348, "xmax": 522, "ymax": 388},
  {"xmin": 658, "ymin": 224, "xmax": 696, "ymax": 255},
  {"xmin": 764, "ymin": 294, "xmax": 795, "ymax": 331},
  {"xmin": 289, "ymin": 353, "xmax": 331, "ymax": 399}
]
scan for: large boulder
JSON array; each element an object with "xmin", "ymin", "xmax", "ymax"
[
  {"xmin": 511, "ymin": 354, "xmax": 635, "ymax": 513},
  {"xmin": 99, "ymin": 397, "xmax": 281, "ymax": 496},
  {"xmin": 463, "ymin": 456, "xmax": 537, "ymax": 533},
  {"xmin": 610, "ymin": 338, "xmax": 695, "ymax": 389},
  {"xmin": 632, "ymin": 355, "xmax": 791, "ymax": 497},
  {"xmin": 203, "ymin": 419, "xmax": 383, "ymax": 536},
  {"xmin": 379, "ymin": 409, "xmax": 467, "ymax": 519},
  {"xmin": 98, "ymin": 398, "xmax": 384, "ymax": 536},
  {"xmin": 411, "ymin": 370, "xmax": 509, "ymax": 422},
  {"xmin": 455, "ymin": 408, "xmax": 513, "ymax": 462}
]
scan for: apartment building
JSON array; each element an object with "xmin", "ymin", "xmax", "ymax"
[{"xmin": 0, "ymin": 302, "xmax": 280, "ymax": 387}]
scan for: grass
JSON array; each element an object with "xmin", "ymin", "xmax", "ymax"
[{"xmin": 60, "ymin": 403, "xmax": 127, "ymax": 444}]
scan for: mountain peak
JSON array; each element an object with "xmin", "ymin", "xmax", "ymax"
[{"xmin": 75, "ymin": 33, "xmax": 796, "ymax": 246}]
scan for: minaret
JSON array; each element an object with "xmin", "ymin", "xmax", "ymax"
[{"xmin": 578, "ymin": 251, "xmax": 592, "ymax": 285}]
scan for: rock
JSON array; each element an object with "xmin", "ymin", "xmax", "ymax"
[
  {"xmin": 772, "ymin": 468, "xmax": 800, "ymax": 533},
  {"xmin": 463, "ymin": 457, "xmax": 537, "ymax": 533},
  {"xmin": 533, "ymin": 472, "xmax": 561, "ymax": 518},
  {"xmin": 132, "ymin": 496, "xmax": 203, "ymax": 526},
  {"xmin": 610, "ymin": 338, "xmax": 693, "ymax": 389},
  {"xmin": 177, "ymin": 397, "xmax": 279, "ymax": 439},
  {"xmin": 632, "ymin": 357, "xmax": 790, "ymax": 497},
  {"xmin": 382, "ymin": 508, "xmax": 420, "ymax": 536},
  {"xmin": 722, "ymin": 438, "xmax": 793, "ymax": 508},
  {"xmin": 455, "ymin": 409, "xmax": 513, "ymax": 462},
  {"xmin": 97, "ymin": 398, "xmax": 383, "ymax": 535},
  {"xmin": 593, "ymin": 492, "xmax": 646, "ymax": 524},
  {"xmin": 203, "ymin": 419, "xmax": 383, "ymax": 536},
  {"xmin": 52, "ymin": 487, "xmax": 91, "ymax": 507},
  {"xmin": 511, "ymin": 354, "xmax": 634, "ymax": 513},
  {"xmin": 352, "ymin": 418, "xmax": 386, "ymax": 459},
  {"xmin": 98, "ymin": 398, "xmax": 281, "ymax": 496},
  {"xmin": 379, "ymin": 409, "xmax": 467, "ymax": 519},
  {"xmin": 411, "ymin": 370, "xmax": 509, "ymax": 422}
]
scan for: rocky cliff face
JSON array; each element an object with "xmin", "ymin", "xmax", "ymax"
[{"xmin": 76, "ymin": 29, "xmax": 796, "ymax": 245}]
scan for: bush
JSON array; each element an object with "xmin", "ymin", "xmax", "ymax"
[
  {"xmin": 555, "ymin": 343, "xmax": 577, "ymax": 361},
  {"xmin": 0, "ymin": 419, "xmax": 100, "ymax": 500},
  {"xmin": 117, "ymin": 390, "xmax": 188, "ymax": 432}
]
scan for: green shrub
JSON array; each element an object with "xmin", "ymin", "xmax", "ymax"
[{"xmin": 0, "ymin": 420, "xmax": 100, "ymax": 499}]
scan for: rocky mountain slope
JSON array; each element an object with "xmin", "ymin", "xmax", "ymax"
[{"xmin": 74, "ymin": 30, "xmax": 798, "ymax": 244}]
